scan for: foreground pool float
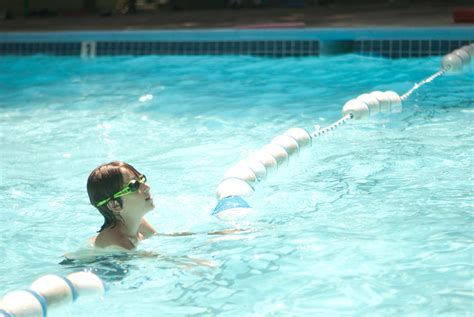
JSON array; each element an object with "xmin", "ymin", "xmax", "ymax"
[
  {"xmin": 0, "ymin": 272, "xmax": 105, "ymax": 317},
  {"xmin": 212, "ymin": 195, "xmax": 253, "ymax": 219},
  {"xmin": 0, "ymin": 290, "xmax": 46, "ymax": 317},
  {"xmin": 212, "ymin": 44, "xmax": 474, "ymax": 216}
]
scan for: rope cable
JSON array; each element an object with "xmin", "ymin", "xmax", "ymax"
[
  {"xmin": 400, "ymin": 67, "xmax": 449, "ymax": 101},
  {"xmin": 311, "ymin": 113, "xmax": 353, "ymax": 138}
]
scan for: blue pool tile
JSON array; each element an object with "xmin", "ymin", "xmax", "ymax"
[
  {"xmin": 293, "ymin": 41, "xmax": 302, "ymax": 50},
  {"xmin": 356, "ymin": 41, "xmax": 364, "ymax": 52},
  {"xmin": 411, "ymin": 40, "xmax": 420, "ymax": 51},
  {"xmin": 440, "ymin": 40, "xmax": 451, "ymax": 53},
  {"xmin": 392, "ymin": 40, "xmax": 400, "ymax": 51},
  {"xmin": 265, "ymin": 41, "xmax": 273, "ymax": 55},
  {"xmin": 401, "ymin": 40, "xmax": 410, "ymax": 51},
  {"xmin": 0, "ymin": 38, "xmax": 470, "ymax": 57},
  {"xmin": 221, "ymin": 41, "xmax": 232, "ymax": 53},
  {"xmin": 372, "ymin": 40, "xmax": 381, "ymax": 51},
  {"xmin": 241, "ymin": 41, "xmax": 249, "ymax": 53},
  {"xmin": 421, "ymin": 40, "xmax": 430, "ymax": 51}
]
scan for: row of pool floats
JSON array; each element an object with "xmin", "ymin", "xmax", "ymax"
[{"xmin": 212, "ymin": 43, "xmax": 474, "ymax": 217}]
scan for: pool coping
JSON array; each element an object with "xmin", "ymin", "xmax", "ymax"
[
  {"xmin": 0, "ymin": 27, "xmax": 472, "ymax": 58},
  {"xmin": 1, "ymin": 26, "xmax": 474, "ymax": 42}
]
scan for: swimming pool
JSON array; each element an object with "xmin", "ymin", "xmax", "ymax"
[{"xmin": 0, "ymin": 41, "xmax": 473, "ymax": 315}]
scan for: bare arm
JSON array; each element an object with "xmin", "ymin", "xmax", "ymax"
[
  {"xmin": 155, "ymin": 228, "xmax": 252, "ymax": 237},
  {"xmin": 139, "ymin": 218, "xmax": 157, "ymax": 238},
  {"xmin": 207, "ymin": 229, "xmax": 250, "ymax": 235}
]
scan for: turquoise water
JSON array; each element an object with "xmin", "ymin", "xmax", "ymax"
[{"xmin": 0, "ymin": 54, "xmax": 473, "ymax": 316}]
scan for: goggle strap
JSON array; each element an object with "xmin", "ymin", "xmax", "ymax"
[{"xmin": 95, "ymin": 176, "xmax": 146, "ymax": 208}]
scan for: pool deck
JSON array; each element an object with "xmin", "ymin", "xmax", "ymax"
[{"xmin": 0, "ymin": 3, "xmax": 473, "ymax": 31}]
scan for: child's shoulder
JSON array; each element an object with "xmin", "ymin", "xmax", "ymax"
[{"xmin": 94, "ymin": 230, "xmax": 134, "ymax": 250}]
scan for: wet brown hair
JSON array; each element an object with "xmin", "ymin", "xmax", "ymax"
[{"xmin": 87, "ymin": 161, "xmax": 141, "ymax": 232}]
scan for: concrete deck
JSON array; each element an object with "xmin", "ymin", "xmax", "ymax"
[{"xmin": 0, "ymin": 3, "xmax": 473, "ymax": 31}]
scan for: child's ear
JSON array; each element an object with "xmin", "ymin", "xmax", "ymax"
[{"xmin": 107, "ymin": 199, "xmax": 122, "ymax": 212}]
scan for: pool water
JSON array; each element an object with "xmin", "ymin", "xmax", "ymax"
[{"xmin": 0, "ymin": 54, "xmax": 473, "ymax": 316}]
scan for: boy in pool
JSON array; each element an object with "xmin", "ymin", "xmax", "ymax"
[
  {"xmin": 86, "ymin": 161, "xmax": 248, "ymax": 252},
  {"xmin": 87, "ymin": 161, "xmax": 156, "ymax": 250}
]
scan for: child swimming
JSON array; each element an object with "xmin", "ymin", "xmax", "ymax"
[
  {"xmin": 85, "ymin": 161, "xmax": 250, "ymax": 254},
  {"xmin": 87, "ymin": 161, "xmax": 156, "ymax": 250}
]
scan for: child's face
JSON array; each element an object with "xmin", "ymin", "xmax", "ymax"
[{"xmin": 119, "ymin": 169, "xmax": 155, "ymax": 216}]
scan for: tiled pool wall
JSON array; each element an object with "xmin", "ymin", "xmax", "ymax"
[
  {"xmin": 0, "ymin": 40, "xmax": 320, "ymax": 57},
  {"xmin": 0, "ymin": 28, "xmax": 472, "ymax": 58},
  {"xmin": 354, "ymin": 39, "xmax": 472, "ymax": 58}
]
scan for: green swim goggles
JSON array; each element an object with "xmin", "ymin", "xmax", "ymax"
[{"xmin": 96, "ymin": 175, "xmax": 147, "ymax": 207}]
